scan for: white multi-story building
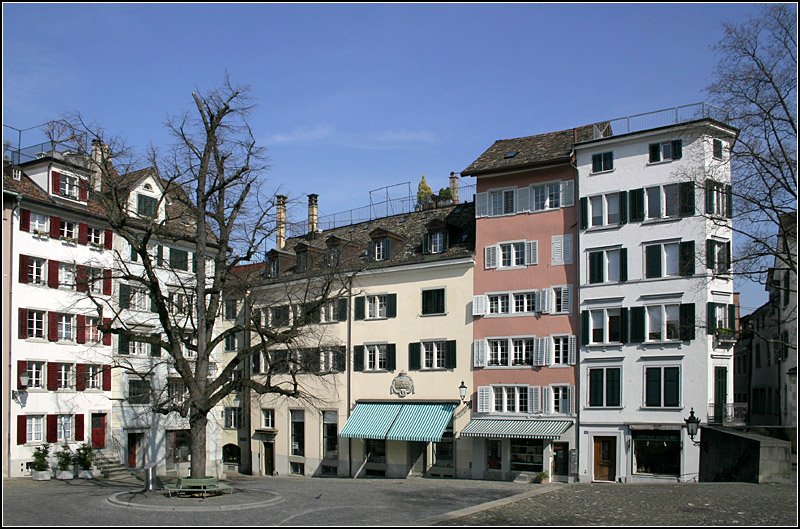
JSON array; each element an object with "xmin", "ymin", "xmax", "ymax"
[{"xmin": 574, "ymin": 111, "xmax": 738, "ymax": 483}]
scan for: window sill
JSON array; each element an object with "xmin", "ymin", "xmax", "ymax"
[
  {"xmin": 638, "ymin": 406, "xmax": 683, "ymax": 411},
  {"xmin": 484, "ymin": 365, "xmax": 535, "ymax": 369},
  {"xmin": 585, "ymin": 224, "xmax": 622, "ymax": 233},
  {"xmin": 585, "ymin": 406, "xmax": 624, "ymax": 410},
  {"xmin": 418, "ymin": 368, "xmax": 450, "ymax": 372},
  {"xmin": 641, "ymin": 340, "xmax": 683, "ymax": 348},
  {"xmin": 25, "ymin": 338, "xmax": 49, "ymax": 343},
  {"xmin": 585, "ymin": 343, "xmax": 624, "ymax": 351},
  {"xmin": 419, "ymin": 312, "xmax": 447, "ymax": 318},
  {"xmin": 590, "ymin": 169, "xmax": 615, "ymax": 176},
  {"xmin": 645, "ymin": 160, "xmax": 676, "ymax": 167},
  {"xmin": 641, "ymin": 216, "xmax": 681, "ymax": 225}
]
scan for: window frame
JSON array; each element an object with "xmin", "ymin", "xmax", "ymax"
[
  {"xmin": 489, "ymin": 188, "xmax": 516, "ymax": 217},
  {"xmin": 27, "ymin": 257, "xmax": 46, "ymax": 285},
  {"xmin": 588, "ymin": 366, "xmax": 622, "ymax": 408},
  {"xmin": 365, "ymin": 343, "xmax": 388, "ymax": 371},
  {"xmin": 644, "ymin": 365, "xmax": 681, "ymax": 408},
  {"xmin": 491, "ymin": 385, "xmax": 529, "ymax": 414},
  {"xmin": 27, "ymin": 361, "xmax": 45, "ymax": 389},
  {"xmin": 591, "ymin": 151, "xmax": 614, "ymax": 173},
  {"xmin": 421, "ymin": 288, "xmax": 446, "ymax": 316},
  {"xmin": 27, "ymin": 415, "xmax": 44, "ymax": 443},
  {"xmin": 589, "ymin": 307, "xmax": 622, "ymax": 345},
  {"xmin": 27, "ymin": 310, "xmax": 45, "ymax": 339},
  {"xmin": 422, "ymin": 340, "xmax": 447, "ymax": 369}
]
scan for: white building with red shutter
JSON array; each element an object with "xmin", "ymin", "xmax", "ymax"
[{"xmin": 6, "ymin": 144, "xmax": 115, "ymax": 477}]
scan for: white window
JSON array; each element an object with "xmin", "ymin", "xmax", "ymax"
[
  {"xmin": 86, "ymin": 365, "xmax": 102, "ymax": 389},
  {"xmin": 27, "ymin": 416, "xmax": 44, "ymax": 443},
  {"xmin": 26, "ymin": 257, "xmax": 46, "ymax": 285},
  {"xmin": 423, "ymin": 341, "xmax": 446, "ymax": 369},
  {"xmin": 224, "ymin": 407, "xmax": 241, "ymax": 429},
  {"xmin": 488, "ymin": 339, "xmax": 509, "ymax": 366},
  {"xmin": 88, "ymin": 226, "xmax": 103, "ymax": 246},
  {"xmin": 58, "ymin": 314, "xmax": 74, "ymax": 342},
  {"xmin": 645, "ymin": 184, "xmax": 680, "ymax": 219},
  {"xmin": 130, "ymin": 287, "xmax": 150, "ymax": 311},
  {"xmin": 553, "ymin": 286, "xmax": 571, "ymax": 314},
  {"xmin": 224, "ymin": 334, "xmax": 238, "ymax": 352},
  {"xmin": 320, "ymin": 301, "xmax": 341, "ymax": 323},
  {"xmin": 365, "ymin": 344, "xmax": 387, "ymax": 371},
  {"xmin": 552, "ymin": 336, "xmax": 571, "ymax": 365},
  {"xmin": 530, "ymin": 182, "xmax": 562, "ymax": 212},
  {"xmin": 487, "ymin": 294, "xmax": 510, "ymax": 315},
  {"xmin": 645, "ymin": 241, "xmax": 681, "ymax": 278},
  {"xmin": 30, "ymin": 213, "xmax": 49, "ymax": 235},
  {"xmin": 320, "ymin": 350, "xmax": 340, "ymax": 372},
  {"xmin": 27, "ymin": 361, "xmax": 45, "ymax": 389},
  {"xmin": 60, "ymin": 174, "xmax": 79, "ymax": 199},
  {"xmin": 131, "ymin": 340, "xmax": 149, "ymax": 356},
  {"xmin": 551, "ymin": 386, "xmax": 571, "ymax": 414},
  {"xmin": 366, "ymin": 295, "xmax": 387, "ymax": 319},
  {"xmin": 59, "ymin": 263, "xmax": 75, "ymax": 289},
  {"xmin": 646, "ymin": 304, "xmax": 681, "ymax": 342},
  {"xmin": 59, "ymin": 220, "xmax": 77, "ymax": 240},
  {"xmin": 57, "ymin": 415, "xmax": 73, "ymax": 441},
  {"xmin": 430, "ymin": 231, "xmax": 446, "ymax": 254},
  {"xmin": 373, "ymin": 239, "xmax": 388, "ymax": 261},
  {"xmin": 589, "ymin": 308, "xmax": 622, "ymax": 344},
  {"xmin": 27, "ymin": 310, "xmax": 45, "ymax": 339},
  {"xmin": 262, "ymin": 409, "xmax": 275, "ymax": 429},
  {"xmin": 490, "ymin": 189, "xmax": 515, "ymax": 216},
  {"xmin": 56, "ymin": 363, "xmax": 74, "ymax": 390},
  {"xmin": 224, "ymin": 299, "xmax": 238, "ymax": 320},
  {"xmin": 499, "ymin": 242, "xmax": 525, "ymax": 268},
  {"xmin": 492, "ymin": 386, "xmax": 529, "ymax": 413},
  {"xmin": 88, "ymin": 268, "xmax": 104, "ymax": 294},
  {"xmin": 513, "ymin": 292, "xmax": 536, "ymax": 314},
  {"xmin": 512, "ymin": 338, "xmax": 535, "ymax": 366}
]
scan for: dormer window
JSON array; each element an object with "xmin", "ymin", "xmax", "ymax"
[
  {"xmin": 326, "ymin": 246, "xmax": 341, "ymax": 267},
  {"xmin": 137, "ymin": 194, "xmax": 158, "ymax": 217},
  {"xmin": 423, "ymin": 230, "xmax": 448, "ymax": 254},
  {"xmin": 268, "ymin": 258, "xmax": 279, "ymax": 278},
  {"xmin": 55, "ymin": 172, "xmax": 80, "ymax": 200},
  {"xmin": 372, "ymin": 238, "xmax": 389, "ymax": 261},
  {"xmin": 296, "ymin": 251, "xmax": 308, "ymax": 272}
]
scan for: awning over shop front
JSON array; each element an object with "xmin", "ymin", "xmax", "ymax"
[
  {"xmin": 340, "ymin": 402, "xmax": 456, "ymax": 443},
  {"xmin": 460, "ymin": 419, "xmax": 573, "ymax": 440}
]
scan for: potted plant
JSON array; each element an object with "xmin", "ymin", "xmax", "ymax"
[
  {"xmin": 31, "ymin": 444, "xmax": 51, "ymax": 481},
  {"xmin": 75, "ymin": 443, "xmax": 95, "ymax": 479},
  {"xmin": 55, "ymin": 444, "xmax": 74, "ymax": 480},
  {"xmin": 535, "ymin": 470, "xmax": 549, "ymax": 484}
]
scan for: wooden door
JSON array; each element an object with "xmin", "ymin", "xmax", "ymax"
[
  {"xmin": 263, "ymin": 441, "xmax": 274, "ymax": 476},
  {"xmin": 593, "ymin": 437, "xmax": 616, "ymax": 482},
  {"xmin": 91, "ymin": 414, "xmax": 106, "ymax": 448},
  {"xmin": 127, "ymin": 433, "xmax": 138, "ymax": 468}
]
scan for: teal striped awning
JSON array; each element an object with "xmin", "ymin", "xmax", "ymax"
[
  {"xmin": 460, "ymin": 419, "xmax": 573, "ymax": 440},
  {"xmin": 340, "ymin": 402, "xmax": 456, "ymax": 443}
]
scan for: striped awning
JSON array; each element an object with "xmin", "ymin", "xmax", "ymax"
[
  {"xmin": 460, "ymin": 419, "xmax": 573, "ymax": 439},
  {"xmin": 340, "ymin": 402, "xmax": 456, "ymax": 443}
]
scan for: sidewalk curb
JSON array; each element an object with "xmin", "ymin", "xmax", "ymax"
[{"xmin": 414, "ymin": 482, "xmax": 568, "ymax": 526}]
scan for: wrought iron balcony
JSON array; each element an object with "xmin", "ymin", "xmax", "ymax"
[{"xmin": 707, "ymin": 402, "xmax": 748, "ymax": 425}]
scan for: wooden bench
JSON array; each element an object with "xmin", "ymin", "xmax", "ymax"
[{"xmin": 164, "ymin": 477, "xmax": 233, "ymax": 498}]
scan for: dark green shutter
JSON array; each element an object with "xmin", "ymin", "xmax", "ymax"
[
  {"xmin": 130, "ymin": 245, "xmax": 138, "ymax": 262},
  {"xmin": 705, "ymin": 179, "xmax": 715, "ymax": 214},
  {"xmin": 680, "ymin": 241, "xmax": 695, "ymax": 276},
  {"xmin": 386, "ymin": 294, "xmax": 397, "ymax": 318},
  {"xmin": 603, "ymin": 152, "xmax": 613, "ymax": 170},
  {"xmin": 679, "ymin": 181, "xmax": 695, "ymax": 217},
  {"xmin": 150, "ymin": 293, "xmax": 157, "ymax": 313},
  {"xmin": 725, "ymin": 185, "xmax": 733, "ymax": 218},
  {"xmin": 619, "ymin": 248, "xmax": 628, "ymax": 282},
  {"xmin": 707, "ymin": 302, "xmax": 717, "ymax": 334},
  {"xmin": 671, "ymin": 140, "xmax": 682, "ymax": 160},
  {"xmin": 581, "ymin": 310, "xmax": 589, "ymax": 346},
  {"xmin": 589, "ymin": 370, "xmax": 604, "ymax": 407},
  {"xmin": 191, "ymin": 252, "xmax": 196, "ymax": 273},
  {"xmin": 664, "ymin": 367, "xmax": 680, "ymax": 407},
  {"xmin": 629, "ymin": 188, "xmax": 645, "ymax": 222},
  {"xmin": 645, "ymin": 368, "xmax": 662, "ymax": 407},
  {"xmin": 580, "ymin": 197, "xmax": 588, "ymax": 230},
  {"xmin": 725, "ymin": 241, "xmax": 732, "ymax": 272},
  {"xmin": 706, "ymin": 240, "xmax": 716, "ymax": 270},
  {"xmin": 445, "ymin": 340, "xmax": 457, "ymax": 369},
  {"xmin": 337, "ymin": 298, "xmax": 348, "ymax": 321},
  {"xmin": 630, "ymin": 306, "xmax": 646, "ymax": 343},
  {"xmin": 619, "ymin": 191, "xmax": 628, "ymax": 225},
  {"xmin": 589, "ymin": 252, "xmax": 603, "ymax": 284},
  {"xmin": 728, "ymin": 304, "xmax": 736, "ymax": 333},
  {"xmin": 649, "ymin": 143, "xmax": 661, "ymax": 163},
  {"xmin": 408, "ymin": 342, "xmax": 421, "ymax": 370},
  {"xmin": 385, "ymin": 238, "xmax": 392, "ymax": 259},
  {"xmin": 386, "ymin": 344, "xmax": 396, "ymax": 371},
  {"xmin": 606, "ymin": 369, "xmax": 621, "ymax": 407},
  {"xmin": 353, "ymin": 346, "xmax": 364, "ymax": 371},
  {"xmin": 619, "ymin": 307, "xmax": 629, "ymax": 344},
  {"xmin": 646, "ymin": 245, "xmax": 662, "ymax": 278},
  {"xmin": 118, "ymin": 334, "xmax": 129, "ymax": 355},
  {"xmin": 354, "ymin": 296, "xmax": 365, "ymax": 320},
  {"xmin": 150, "ymin": 334, "xmax": 161, "ymax": 357},
  {"xmin": 119, "ymin": 284, "xmax": 130, "ymax": 309},
  {"xmin": 680, "ymin": 303, "xmax": 696, "ymax": 341},
  {"xmin": 422, "ymin": 234, "xmax": 430, "ymax": 254},
  {"xmin": 367, "ymin": 241, "xmax": 375, "ymax": 261},
  {"xmin": 157, "ymin": 245, "xmax": 163, "ymax": 266}
]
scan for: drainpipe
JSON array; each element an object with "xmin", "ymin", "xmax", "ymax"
[
  {"xmin": 346, "ymin": 276, "xmax": 353, "ymax": 477},
  {"xmin": 241, "ymin": 289, "xmax": 253, "ymax": 474},
  {"xmin": 6, "ymin": 193, "xmax": 21, "ymax": 478},
  {"xmin": 568, "ymin": 142, "xmax": 581, "ymax": 483}
]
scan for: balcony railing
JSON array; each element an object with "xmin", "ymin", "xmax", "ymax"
[
  {"xmin": 592, "ymin": 102, "xmax": 727, "ymax": 140},
  {"xmin": 707, "ymin": 402, "xmax": 748, "ymax": 424}
]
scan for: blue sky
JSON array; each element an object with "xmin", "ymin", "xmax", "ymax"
[{"xmin": 2, "ymin": 3, "xmax": 774, "ymax": 312}]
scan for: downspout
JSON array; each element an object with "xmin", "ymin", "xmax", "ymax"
[
  {"xmin": 568, "ymin": 141, "xmax": 581, "ymax": 482},
  {"xmin": 6, "ymin": 193, "xmax": 21, "ymax": 478},
  {"xmin": 346, "ymin": 275, "xmax": 353, "ymax": 477}
]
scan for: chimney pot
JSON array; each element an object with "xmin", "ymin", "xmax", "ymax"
[
  {"xmin": 308, "ymin": 194, "xmax": 319, "ymax": 234},
  {"xmin": 276, "ymin": 194, "xmax": 287, "ymax": 250}
]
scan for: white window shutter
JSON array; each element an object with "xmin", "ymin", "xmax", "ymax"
[
  {"xmin": 516, "ymin": 186, "xmax": 530, "ymax": 214},
  {"xmin": 476, "ymin": 192, "xmax": 489, "ymax": 218},
  {"xmin": 530, "ymin": 385, "xmax": 541, "ymax": 413},
  {"xmin": 473, "ymin": 339, "xmax": 487, "ymax": 367},
  {"xmin": 568, "ymin": 335, "xmax": 577, "ymax": 365},
  {"xmin": 562, "ymin": 234, "xmax": 573, "ymax": 264},
  {"xmin": 477, "ymin": 386, "xmax": 491, "ymax": 413},
  {"xmin": 543, "ymin": 387, "xmax": 552, "ymax": 414},
  {"xmin": 551, "ymin": 236, "xmax": 563, "ymax": 265},
  {"xmin": 544, "ymin": 336, "xmax": 553, "ymax": 366},
  {"xmin": 561, "ymin": 286, "xmax": 571, "ymax": 314},
  {"xmin": 534, "ymin": 337, "xmax": 545, "ymax": 366},
  {"xmin": 484, "ymin": 245, "xmax": 498, "ymax": 269},
  {"xmin": 541, "ymin": 288, "xmax": 552, "ymax": 314},
  {"xmin": 525, "ymin": 240, "xmax": 538, "ymax": 265},
  {"xmin": 561, "ymin": 180, "xmax": 575, "ymax": 207},
  {"xmin": 472, "ymin": 295, "xmax": 487, "ymax": 316},
  {"xmin": 569, "ymin": 386, "xmax": 576, "ymax": 415}
]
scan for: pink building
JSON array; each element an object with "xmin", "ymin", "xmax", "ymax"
[{"xmin": 461, "ymin": 125, "xmax": 595, "ymax": 482}]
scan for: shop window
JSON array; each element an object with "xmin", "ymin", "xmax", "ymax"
[{"xmin": 632, "ymin": 431, "xmax": 680, "ymax": 475}]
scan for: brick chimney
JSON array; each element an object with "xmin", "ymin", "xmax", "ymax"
[
  {"xmin": 449, "ymin": 172, "xmax": 460, "ymax": 204},
  {"xmin": 90, "ymin": 139, "xmax": 108, "ymax": 191},
  {"xmin": 308, "ymin": 194, "xmax": 319, "ymax": 234},
  {"xmin": 276, "ymin": 195, "xmax": 287, "ymax": 250}
]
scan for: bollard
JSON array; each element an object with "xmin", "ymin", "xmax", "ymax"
[{"xmin": 144, "ymin": 465, "xmax": 158, "ymax": 492}]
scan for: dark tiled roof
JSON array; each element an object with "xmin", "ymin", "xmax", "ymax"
[{"xmin": 461, "ymin": 124, "xmax": 599, "ymax": 176}]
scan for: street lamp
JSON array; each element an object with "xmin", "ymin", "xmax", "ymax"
[
  {"xmin": 458, "ymin": 381, "xmax": 471, "ymax": 407},
  {"xmin": 684, "ymin": 408, "xmax": 701, "ymax": 446},
  {"xmin": 12, "ymin": 372, "xmax": 30, "ymax": 405}
]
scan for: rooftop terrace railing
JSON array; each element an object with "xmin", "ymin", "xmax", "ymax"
[
  {"xmin": 3, "ymin": 140, "xmax": 84, "ymax": 166},
  {"xmin": 592, "ymin": 102, "xmax": 727, "ymax": 140}
]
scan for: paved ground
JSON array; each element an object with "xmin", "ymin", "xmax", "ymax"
[{"xmin": 2, "ymin": 475, "xmax": 797, "ymax": 526}]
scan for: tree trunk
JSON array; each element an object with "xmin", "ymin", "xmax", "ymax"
[{"xmin": 189, "ymin": 408, "xmax": 208, "ymax": 478}]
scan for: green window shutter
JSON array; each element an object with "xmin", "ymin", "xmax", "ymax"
[
  {"xmin": 386, "ymin": 344, "xmax": 396, "ymax": 371},
  {"xmin": 664, "ymin": 367, "xmax": 680, "ymax": 407},
  {"xmin": 629, "ymin": 188, "xmax": 645, "ymax": 222},
  {"xmin": 725, "ymin": 184, "xmax": 733, "ymax": 218},
  {"xmin": 580, "ymin": 197, "xmax": 588, "ymax": 230},
  {"xmin": 386, "ymin": 294, "xmax": 397, "ymax": 318},
  {"xmin": 191, "ymin": 252, "xmax": 196, "ymax": 273},
  {"xmin": 671, "ymin": 140, "xmax": 682, "ymax": 160},
  {"xmin": 422, "ymin": 234, "xmax": 430, "ymax": 255},
  {"xmin": 645, "ymin": 245, "xmax": 662, "ymax": 278},
  {"xmin": 618, "ymin": 191, "xmax": 628, "ymax": 225},
  {"xmin": 680, "ymin": 303, "xmax": 696, "ymax": 341},
  {"xmin": 680, "ymin": 241, "xmax": 695, "ymax": 276},
  {"xmin": 408, "ymin": 342, "xmax": 421, "ymax": 371},
  {"xmin": 367, "ymin": 241, "xmax": 375, "ymax": 261},
  {"xmin": 606, "ymin": 369, "xmax": 621, "ymax": 407},
  {"xmin": 630, "ymin": 306, "xmax": 646, "ymax": 343},
  {"xmin": 385, "ymin": 238, "xmax": 392, "ymax": 259},
  {"xmin": 679, "ymin": 181, "xmax": 695, "ymax": 217},
  {"xmin": 707, "ymin": 302, "xmax": 717, "ymax": 335},
  {"xmin": 445, "ymin": 340, "xmax": 457, "ymax": 369},
  {"xmin": 130, "ymin": 244, "xmax": 138, "ymax": 262},
  {"xmin": 157, "ymin": 245, "xmax": 164, "ymax": 266},
  {"xmin": 337, "ymin": 298, "xmax": 349, "ymax": 321},
  {"xmin": 705, "ymin": 179, "xmax": 715, "ymax": 214},
  {"xmin": 619, "ymin": 307, "xmax": 629, "ymax": 345},
  {"xmin": 119, "ymin": 284, "xmax": 130, "ymax": 309},
  {"xmin": 443, "ymin": 231, "xmax": 449, "ymax": 251},
  {"xmin": 150, "ymin": 334, "xmax": 161, "ymax": 357},
  {"xmin": 706, "ymin": 240, "xmax": 716, "ymax": 270},
  {"xmin": 649, "ymin": 143, "xmax": 661, "ymax": 163},
  {"xmin": 354, "ymin": 296, "xmax": 365, "ymax": 320},
  {"xmin": 118, "ymin": 334, "xmax": 129, "ymax": 355},
  {"xmin": 619, "ymin": 248, "xmax": 628, "ymax": 282},
  {"xmin": 728, "ymin": 304, "xmax": 736, "ymax": 332},
  {"xmin": 589, "ymin": 369, "xmax": 604, "ymax": 407},
  {"xmin": 725, "ymin": 241, "xmax": 732, "ymax": 272},
  {"xmin": 581, "ymin": 310, "xmax": 589, "ymax": 346},
  {"xmin": 589, "ymin": 252, "xmax": 603, "ymax": 284},
  {"xmin": 353, "ymin": 346, "xmax": 364, "ymax": 372},
  {"xmin": 645, "ymin": 368, "xmax": 662, "ymax": 407},
  {"xmin": 150, "ymin": 293, "xmax": 157, "ymax": 313}
]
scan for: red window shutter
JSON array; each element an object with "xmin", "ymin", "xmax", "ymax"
[
  {"xmin": 76, "ymin": 265, "xmax": 88, "ymax": 293},
  {"xmin": 104, "ymin": 229, "xmax": 113, "ymax": 250},
  {"xmin": 102, "ymin": 318, "xmax": 112, "ymax": 346},
  {"xmin": 75, "ymin": 414, "xmax": 85, "ymax": 441},
  {"xmin": 18, "ymin": 308, "xmax": 28, "ymax": 339},
  {"xmin": 18, "ymin": 361, "xmax": 28, "ymax": 389},
  {"xmin": 102, "ymin": 364, "xmax": 111, "ymax": 391},
  {"xmin": 17, "ymin": 415, "xmax": 27, "ymax": 445},
  {"xmin": 79, "ymin": 179, "xmax": 88, "ymax": 201},
  {"xmin": 78, "ymin": 223, "xmax": 88, "ymax": 245},
  {"xmin": 49, "ymin": 216, "xmax": 61, "ymax": 239},
  {"xmin": 47, "ymin": 363, "xmax": 58, "ymax": 391},
  {"xmin": 103, "ymin": 269, "xmax": 112, "ymax": 295},
  {"xmin": 48, "ymin": 260, "xmax": 59, "ymax": 288},
  {"xmin": 19, "ymin": 254, "xmax": 29, "ymax": 284},
  {"xmin": 46, "ymin": 414, "xmax": 57, "ymax": 443},
  {"xmin": 76, "ymin": 315, "xmax": 86, "ymax": 344},
  {"xmin": 48, "ymin": 312, "xmax": 59, "ymax": 343},
  {"xmin": 76, "ymin": 363, "xmax": 86, "ymax": 391},
  {"xmin": 20, "ymin": 209, "xmax": 30, "ymax": 232},
  {"xmin": 51, "ymin": 171, "xmax": 61, "ymax": 195}
]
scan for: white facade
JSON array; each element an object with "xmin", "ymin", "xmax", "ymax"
[{"xmin": 575, "ymin": 121, "xmax": 738, "ymax": 483}]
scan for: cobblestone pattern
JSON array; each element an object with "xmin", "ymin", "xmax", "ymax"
[{"xmin": 438, "ymin": 483, "xmax": 798, "ymax": 526}]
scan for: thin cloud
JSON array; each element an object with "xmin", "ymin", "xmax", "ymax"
[
  {"xmin": 267, "ymin": 124, "xmax": 438, "ymax": 150},
  {"xmin": 268, "ymin": 125, "xmax": 334, "ymax": 144}
]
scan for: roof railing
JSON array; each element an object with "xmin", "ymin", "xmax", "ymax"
[{"xmin": 592, "ymin": 102, "xmax": 727, "ymax": 140}]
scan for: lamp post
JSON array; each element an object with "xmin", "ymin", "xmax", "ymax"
[
  {"xmin": 684, "ymin": 408, "xmax": 701, "ymax": 446},
  {"xmin": 458, "ymin": 381, "xmax": 468, "ymax": 404},
  {"xmin": 12, "ymin": 373, "xmax": 30, "ymax": 405}
]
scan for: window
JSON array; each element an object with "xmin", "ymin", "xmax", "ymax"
[
  {"xmin": 645, "ymin": 305, "xmax": 681, "ymax": 342},
  {"xmin": 168, "ymin": 379, "xmax": 188, "ymax": 404},
  {"xmin": 224, "ymin": 334, "xmax": 238, "ymax": 352},
  {"xmin": 270, "ymin": 306, "xmax": 290, "ymax": 327},
  {"xmin": 84, "ymin": 364, "xmax": 102, "ymax": 390},
  {"xmin": 367, "ymin": 295, "xmax": 387, "ymax": 319},
  {"xmin": 373, "ymin": 238, "xmax": 389, "ymax": 261},
  {"xmin": 295, "ymin": 251, "xmax": 308, "ymax": 272},
  {"xmin": 707, "ymin": 239, "xmax": 732, "ymax": 274},
  {"xmin": 588, "ymin": 248, "xmax": 625, "ymax": 284},
  {"xmin": 422, "ymin": 341, "xmax": 447, "ymax": 369},
  {"xmin": 500, "ymin": 242, "xmax": 526, "ymax": 268},
  {"xmin": 129, "ymin": 286, "xmax": 150, "ymax": 311},
  {"xmin": 433, "ymin": 423, "xmax": 454, "ymax": 468},
  {"xmin": 553, "ymin": 286, "xmax": 571, "ymax": 314},
  {"xmin": 551, "ymin": 386, "xmax": 571, "ymax": 414},
  {"xmin": 137, "ymin": 194, "xmax": 158, "ymax": 217},
  {"xmin": 88, "ymin": 268, "xmax": 104, "ymax": 294},
  {"xmin": 645, "ymin": 184, "xmax": 679, "ymax": 219},
  {"xmin": 552, "ymin": 336, "xmax": 571, "ymax": 365},
  {"xmin": 27, "ymin": 257, "xmax": 46, "ymax": 285},
  {"xmin": 512, "ymin": 338, "xmax": 535, "ymax": 366},
  {"xmin": 88, "ymin": 226, "xmax": 103, "ymax": 246},
  {"xmin": 262, "ymin": 409, "xmax": 275, "ymax": 429},
  {"xmin": 531, "ymin": 182, "xmax": 562, "ymax": 212},
  {"xmin": 320, "ymin": 349, "xmax": 343, "ymax": 372},
  {"xmin": 421, "ymin": 288, "xmax": 445, "ymax": 315},
  {"xmin": 27, "ymin": 416, "xmax": 44, "ymax": 443},
  {"xmin": 170, "ymin": 248, "xmax": 188, "ymax": 271},
  {"xmin": 268, "ymin": 259, "xmax": 280, "ymax": 278},
  {"xmin": 588, "ymin": 193, "xmax": 621, "ymax": 227},
  {"xmin": 487, "ymin": 294, "xmax": 510, "ymax": 315},
  {"xmin": 128, "ymin": 379, "xmax": 151, "ymax": 404},
  {"xmin": 322, "ymin": 411, "xmax": 338, "ymax": 460},
  {"xmin": 60, "ymin": 174, "xmax": 79, "ymax": 199},
  {"xmin": 224, "ymin": 299, "xmax": 238, "ymax": 320},
  {"xmin": 492, "ymin": 386, "xmax": 529, "ymax": 413},
  {"xmin": 290, "ymin": 410, "xmax": 305, "ymax": 456},
  {"xmin": 30, "ymin": 213, "xmax": 49, "ymax": 235},
  {"xmin": 589, "ymin": 308, "xmax": 623, "ymax": 344},
  {"xmin": 648, "ymin": 140, "xmax": 682, "ymax": 163},
  {"xmin": 588, "ymin": 367, "xmax": 621, "ymax": 407},
  {"xmin": 224, "ymin": 407, "xmax": 241, "ymax": 429},
  {"xmin": 713, "ymin": 139, "xmax": 724, "ymax": 160},
  {"xmin": 57, "ymin": 415, "xmax": 72, "ymax": 441},
  {"xmin": 58, "ymin": 314, "xmax": 74, "ymax": 342},
  {"xmin": 59, "ymin": 220, "xmax": 77, "ymax": 241},
  {"xmin": 56, "ymin": 363, "xmax": 74, "ymax": 390},
  {"xmin": 490, "ymin": 189, "xmax": 515, "ymax": 216},
  {"xmin": 513, "ymin": 292, "xmax": 536, "ymax": 314},
  {"xmin": 592, "ymin": 152, "xmax": 614, "ymax": 173},
  {"xmin": 27, "ymin": 361, "xmax": 45, "ymax": 389},
  {"xmin": 429, "ymin": 231, "xmax": 446, "ymax": 254},
  {"xmin": 705, "ymin": 179, "xmax": 730, "ymax": 217},
  {"xmin": 488, "ymin": 339, "xmax": 509, "ymax": 366},
  {"xmin": 645, "ymin": 366, "xmax": 680, "ymax": 407},
  {"xmin": 365, "ymin": 344, "xmax": 387, "ymax": 371},
  {"xmin": 633, "ymin": 430, "xmax": 680, "ymax": 476},
  {"xmin": 644, "ymin": 241, "xmax": 681, "ymax": 278},
  {"xmin": 27, "ymin": 310, "xmax": 45, "ymax": 339},
  {"xmin": 169, "ymin": 292, "xmax": 193, "ymax": 315},
  {"xmin": 58, "ymin": 263, "xmax": 75, "ymax": 289}
]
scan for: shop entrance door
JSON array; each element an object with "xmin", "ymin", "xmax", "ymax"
[{"xmin": 593, "ymin": 437, "xmax": 616, "ymax": 482}]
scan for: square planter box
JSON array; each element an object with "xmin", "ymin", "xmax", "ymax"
[
  {"xmin": 32, "ymin": 470, "xmax": 51, "ymax": 481},
  {"xmin": 56, "ymin": 470, "xmax": 74, "ymax": 480}
]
